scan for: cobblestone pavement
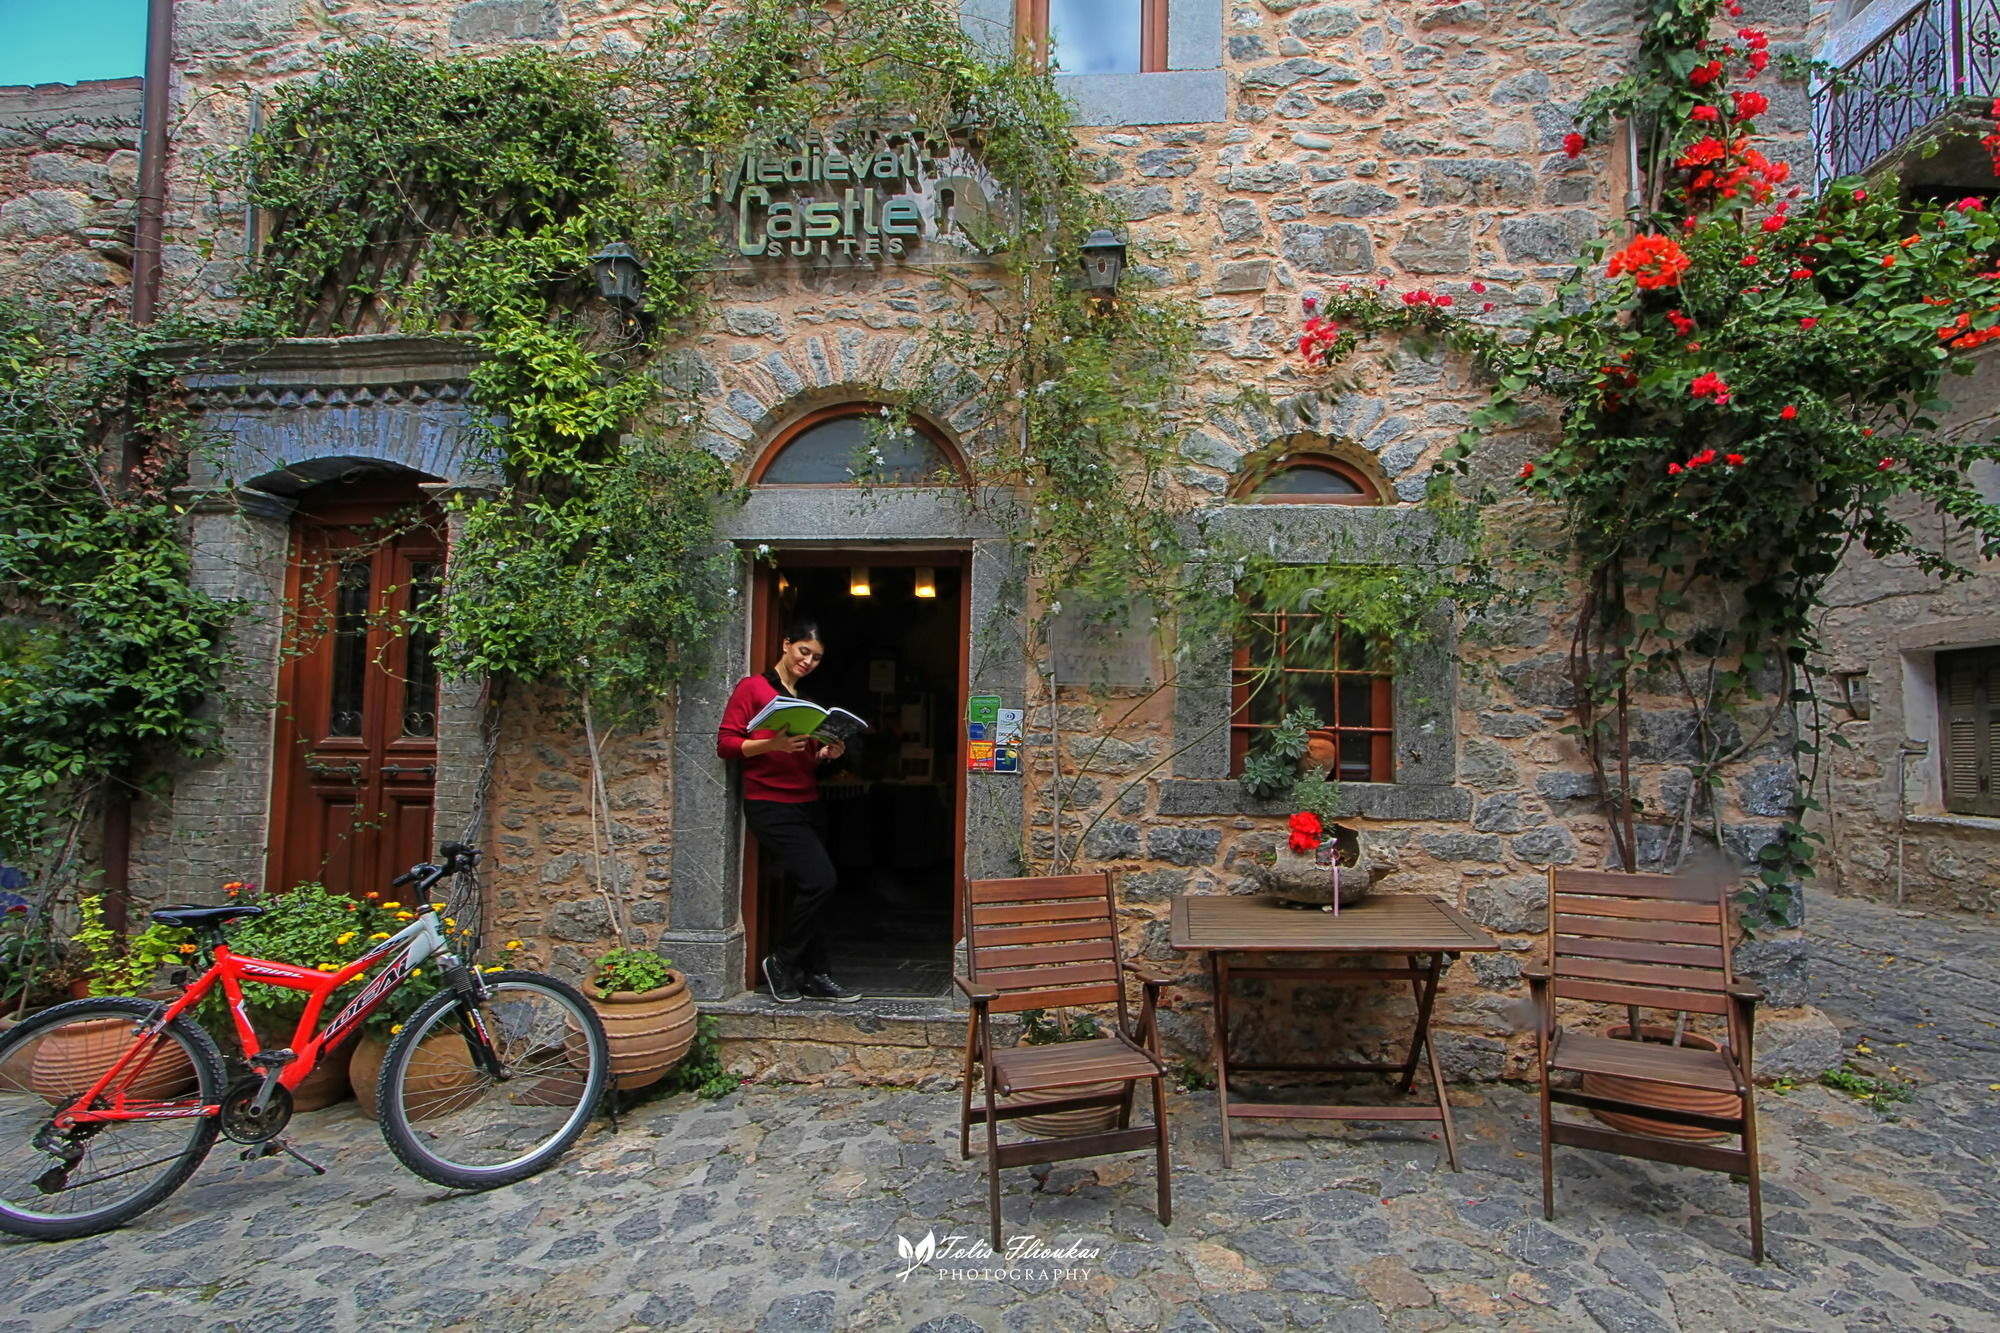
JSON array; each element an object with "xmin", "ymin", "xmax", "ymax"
[{"xmin": 3, "ymin": 892, "xmax": 1996, "ymax": 1333}]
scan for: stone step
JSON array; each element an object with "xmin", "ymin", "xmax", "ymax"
[{"xmin": 705, "ymin": 991, "xmax": 986, "ymax": 1087}]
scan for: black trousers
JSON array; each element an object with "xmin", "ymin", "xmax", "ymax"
[{"xmin": 743, "ymin": 799, "xmax": 837, "ymax": 975}]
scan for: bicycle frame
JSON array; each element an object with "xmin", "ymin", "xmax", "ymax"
[{"xmin": 54, "ymin": 910, "xmax": 471, "ymax": 1130}]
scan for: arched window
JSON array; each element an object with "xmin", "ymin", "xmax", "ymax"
[
  {"xmin": 750, "ymin": 405, "xmax": 962, "ymax": 486},
  {"xmin": 1236, "ymin": 453, "xmax": 1381, "ymax": 504}
]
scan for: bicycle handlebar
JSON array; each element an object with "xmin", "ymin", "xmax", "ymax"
[{"xmin": 390, "ymin": 842, "xmax": 482, "ymax": 891}]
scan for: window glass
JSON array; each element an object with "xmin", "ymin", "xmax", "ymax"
[
  {"xmin": 759, "ymin": 413, "xmax": 952, "ymax": 485},
  {"xmin": 1231, "ymin": 606, "xmax": 1394, "ymax": 782},
  {"xmin": 1253, "ymin": 464, "xmax": 1367, "ymax": 497},
  {"xmin": 1049, "ymin": 0, "xmax": 1143, "ymax": 75}
]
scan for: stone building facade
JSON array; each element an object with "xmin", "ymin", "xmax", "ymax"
[
  {"xmin": 1799, "ymin": 2, "xmax": 2000, "ymax": 918},
  {"xmin": 6, "ymin": 0, "xmax": 1854, "ymax": 1084}
]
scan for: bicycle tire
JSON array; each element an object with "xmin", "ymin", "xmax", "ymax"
[
  {"xmin": 0, "ymin": 996, "xmax": 224, "ymax": 1241},
  {"xmin": 378, "ymin": 969, "xmax": 608, "ymax": 1191}
]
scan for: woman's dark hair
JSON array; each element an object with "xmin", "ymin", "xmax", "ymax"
[{"xmin": 781, "ymin": 617, "xmax": 823, "ymax": 647}]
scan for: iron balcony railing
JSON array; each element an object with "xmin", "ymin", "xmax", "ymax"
[{"xmin": 1815, "ymin": 0, "xmax": 2000, "ymax": 180}]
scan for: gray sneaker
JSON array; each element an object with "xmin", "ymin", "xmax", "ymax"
[
  {"xmin": 801, "ymin": 972, "xmax": 863, "ymax": 1003},
  {"xmin": 762, "ymin": 954, "xmax": 802, "ymax": 1003}
]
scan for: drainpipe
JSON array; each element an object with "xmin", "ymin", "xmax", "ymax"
[
  {"xmin": 131, "ymin": 0, "xmax": 173, "ymax": 325},
  {"xmin": 107, "ymin": 0, "xmax": 175, "ymax": 932}
]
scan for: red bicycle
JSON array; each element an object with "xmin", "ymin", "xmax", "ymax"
[{"xmin": 0, "ymin": 843, "xmax": 610, "ymax": 1240}]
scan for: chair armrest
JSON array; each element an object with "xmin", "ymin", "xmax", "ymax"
[
  {"xmin": 953, "ymin": 975, "xmax": 998, "ymax": 1004},
  {"xmin": 1726, "ymin": 983, "xmax": 1764, "ymax": 1004},
  {"xmin": 1520, "ymin": 964, "xmax": 1551, "ymax": 984},
  {"xmin": 1122, "ymin": 960, "xmax": 1174, "ymax": 988}
]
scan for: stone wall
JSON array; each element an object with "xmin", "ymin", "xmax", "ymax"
[
  {"xmin": 1809, "ymin": 347, "xmax": 2000, "ymax": 916},
  {"xmin": 145, "ymin": 0, "xmax": 1840, "ymax": 1081},
  {"xmin": 0, "ymin": 78, "xmax": 143, "ymax": 309}
]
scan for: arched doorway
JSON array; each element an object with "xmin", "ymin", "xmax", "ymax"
[
  {"xmin": 740, "ymin": 405, "xmax": 971, "ymax": 995},
  {"xmin": 267, "ymin": 470, "xmax": 445, "ymax": 895}
]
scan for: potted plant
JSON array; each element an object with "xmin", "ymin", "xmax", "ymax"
[
  {"xmin": 23, "ymin": 896, "xmax": 200, "ymax": 1104},
  {"xmin": 1250, "ymin": 772, "xmax": 1380, "ymax": 910},
  {"xmin": 216, "ymin": 882, "xmax": 412, "ymax": 1111},
  {"xmin": 349, "ymin": 935, "xmax": 515, "ymax": 1121},
  {"xmin": 1010, "ymin": 1007, "xmax": 1122, "ymax": 1137},
  {"xmin": 588, "ymin": 947, "xmax": 698, "ymax": 1092}
]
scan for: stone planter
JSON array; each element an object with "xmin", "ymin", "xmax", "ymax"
[
  {"xmin": 1252, "ymin": 824, "xmax": 1384, "ymax": 909},
  {"xmin": 1012, "ymin": 1079, "xmax": 1124, "ymax": 1138},
  {"xmin": 588, "ymin": 973, "xmax": 698, "ymax": 1092},
  {"xmin": 1581, "ymin": 1024, "xmax": 1739, "ymax": 1143}
]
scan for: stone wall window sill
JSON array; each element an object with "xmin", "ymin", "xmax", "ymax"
[{"xmin": 1903, "ymin": 812, "xmax": 2000, "ymax": 834}]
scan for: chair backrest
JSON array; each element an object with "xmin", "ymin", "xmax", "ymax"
[
  {"xmin": 1545, "ymin": 868, "xmax": 1735, "ymax": 1017},
  {"xmin": 965, "ymin": 873, "xmax": 1128, "ymax": 1027}
]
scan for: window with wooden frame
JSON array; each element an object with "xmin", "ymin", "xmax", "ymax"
[
  {"xmin": 1235, "ymin": 453, "xmax": 1382, "ymax": 505},
  {"xmin": 749, "ymin": 404, "xmax": 964, "ymax": 486},
  {"xmin": 1231, "ymin": 605, "xmax": 1394, "ymax": 783},
  {"xmin": 1018, "ymin": 0, "xmax": 1168, "ymax": 75},
  {"xmin": 1938, "ymin": 645, "xmax": 2000, "ymax": 816}
]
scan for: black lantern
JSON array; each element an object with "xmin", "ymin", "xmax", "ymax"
[
  {"xmin": 589, "ymin": 242, "xmax": 647, "ymax": 310},
  {"xmin": 1077, "ymin": 228, "xmax": 1128, "ymax": 300}
]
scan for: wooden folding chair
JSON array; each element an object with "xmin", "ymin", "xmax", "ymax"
[
  {"xmin": 1525, "ymin": 868, "xmax": 1767, "ymax": 1261},
  {"xmin": 956, "ymin": 872, "xmax": 1171, "ymax": 1248}
]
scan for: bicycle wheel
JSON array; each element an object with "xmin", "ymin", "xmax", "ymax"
[
  {"xmin": 0, "ymin": 996, "xmax": 224, "ymax": 1240},
  {"xmin": 378, "ymin": 969, "xmax": 608, "ymax": 1190}
]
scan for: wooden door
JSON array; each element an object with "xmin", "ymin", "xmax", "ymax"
[{"xmin": 269, "ymin": 485, "xmax": 444, "ymax": 896}]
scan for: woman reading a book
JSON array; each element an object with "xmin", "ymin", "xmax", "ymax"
[{"xmin": 716, "ymin": 618, "xmax": 862, "ymax": 1003}]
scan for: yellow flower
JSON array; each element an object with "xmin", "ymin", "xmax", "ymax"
[
  {"xmin": 336, "ymin": 932, "xmax": 355, "ymax": 946},
  {"xmin": 381, "ymin": 902, "xmax": 401, "ymax": 910},
  {"xmin": 482, "ymin": 964, "xmax": 504, "ymax": 973},
  {"xmin": 390, "ymin": 1024, "xmax": 403, "ymax": 1035},
  {"xmin": 505, "ymin": 940, "xmax": 523, "ymax": 950},
  {"xmin": 369, "ymin": 932, "xmax": 391, "ymax": 942},
  {"xmin": 445, "ymin": 917, "xmax": 458, "ymax": 928},
  {"xmin": 395, "ymin": 911, "xmax": 414, "ymax": 921},
  {"xmin": 317, "ymin": 963, "xmax": 340, "ymax": 972},
  {"xmin": 178, "ymin": 943, "xmax": 198, "ymax": 954},
  {"xmin": 430, "ymin": 902, "xmax": 446, "ymax": 912}
]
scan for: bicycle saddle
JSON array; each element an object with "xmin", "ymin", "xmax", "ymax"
[{"xmin": 151, "ymin": 904, "xmax": 266, "ymax": 929}]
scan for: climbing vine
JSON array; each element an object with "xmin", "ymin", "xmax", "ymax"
[
  {"xmin": 0, "ymin": 298, "xmax": 238, "ymax": 873},
  {"xmin": 1299, "ymin": 0, "xmax": 2000, "ymax": 925}
]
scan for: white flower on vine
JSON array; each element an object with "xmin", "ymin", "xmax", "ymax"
[
  {"xmin": 754, "ymin": 543, "xmax": 771, "ymax": 557},
  {"xmin": 879, "ymin": 405, "xmax": 892, "ymax": 416},
  {"xmin": 1049, "ymin": 601, "xmax": 1062, "ymax": 615}
]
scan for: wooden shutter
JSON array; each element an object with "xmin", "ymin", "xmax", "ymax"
[{"xmin": 1938, "ymin": 648, "xmax": 2000, "ymax": 817}]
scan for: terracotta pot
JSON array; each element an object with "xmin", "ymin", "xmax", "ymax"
[
  {"xmin": 1581, "ymin": 1024, "xmax": 1740, "ymax": 1143},
  {"xmin": 587, "ymin": 973, "xmax": 699, "ymax": 1092},
  {"xmin": 0, "ymin": 1012, "xmax": 39, "ymax": 1091},
  {"xmin": 289, "ymin": 1036, "xmax": 354, "ymax": 1112},
  {"xmin": 1301, "ymin": 729, "xmax": 1339, "ymax": 774},
  {"xmin": 376, "ymin": 1029, "xmax": 481, "ymax": 1122},
  {"xmin": 1012, "ymin": 1079, "xmax": 1125, "ymax": 1138},
  {"xmin": 29, "ymin": 1015, "xmax": 197, "ymax": 1106},
  {"xmin": 349, "ymin": 1032, "xmax": 389, "ymax": 1120}
]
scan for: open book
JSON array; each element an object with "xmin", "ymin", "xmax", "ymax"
[{"xmin": 744, "ymin": 695, "xmax": 870, "ymax": 745}]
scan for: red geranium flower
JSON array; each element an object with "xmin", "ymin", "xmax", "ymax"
[
  {"xmin": 1608, "ymin": 234, "xmax": 1692, "ymax": 289},
  {"xmin": 1519, "ymin": 461, "xmax": 1536, "ymax": 480},
  {"xmin": 1732, "ymin": 90, "xmax": 1769, "ymax": 121},
  {"xmin": 1690, "ymin": 371, "xmax": 1732, "ymax": 402},
  {"xmin": 1563, "ymin": 132, "xmax": 1587, "ymax": 158},
  {"xmin": 1780, "ymin": 405, "xmax": 1797, "ymax": 420},
  {"xmin": 1288, "ymin": 811, "xmax": 1325, "ymax": 854},
  {"xmin": 1726, "ymin": 453, "xmax": 1747, "ymax": 465},
  {"xmin": 1692, "ymin": 105, "xmax": 1721, "ymax": 122},
  {"xmin": 1666, "ymin": 462, "xmax": 1684, "ymax": 475},
  {"xmin": 1954, "ymin": 197, "xmax": 1987, "ymax": 213},
  {"xmin": 1690, "ymin": 60, "xmax": 1724, "ymax": 88}
]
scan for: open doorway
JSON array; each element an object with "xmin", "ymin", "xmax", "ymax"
[{"xmin": 745, "ymin": 551, "xmax": 967, "ymax": 996}]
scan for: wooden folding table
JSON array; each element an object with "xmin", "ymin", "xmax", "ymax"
[{"xmin": 1169, "ymin": 893, "xmax": 1499, "ymax": 1168}]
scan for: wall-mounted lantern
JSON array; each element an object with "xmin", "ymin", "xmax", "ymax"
[
  {"xmin": 1077, "ymin": 228, "xmax": 1128, "ymax": 303},
  {"xmin": 913, "ymin": 566, "xmax": 937, "ymax": 599},
  {"xmin": 589, "ymin": 242, "xmax": 647, "ymax": 311},
  {"xmin": 850, "ymin": 567, "xmax": 873, "ymax": 598}
]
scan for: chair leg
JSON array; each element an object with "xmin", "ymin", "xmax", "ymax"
[
  {"xmin": 1151, "ymin": 1075, "xmax": 1172, "ymax": 1228},
  {"xmin": 1539, "ymin": 1073, "xmax": 1556, "ymax": 1222},
  {"xmin": 959, "ymin": 1027, "xmax": 978, "ymax": 1161},
  {"xmin": 985, "ymin": 1085, "xmax": 1004, "ymax": 1250},
  {"xmin": 1741, "ymin": 1092, "xmax": 1765, "ymax": 1264},
  {"xmin": 1118, "ymin": 1080, "xmax": 1136, "ymax": 1130}
]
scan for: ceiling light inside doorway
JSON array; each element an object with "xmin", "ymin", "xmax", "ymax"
[
  {"xmin": 914, "ymin": 566, "xmax": 937, "ymax": 598},
  {"xmin": 850, "ymin": 567, "xmax": 872, "ymax": 597}
]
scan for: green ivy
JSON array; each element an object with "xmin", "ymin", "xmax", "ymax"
[{"xmin": 0, "ymin": 298, "xmax": 238, "ymax": 869}]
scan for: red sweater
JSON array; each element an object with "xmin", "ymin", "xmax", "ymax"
[{"xmin": 716, "ymin": 672, "xmax": 822, "ymax": 802}]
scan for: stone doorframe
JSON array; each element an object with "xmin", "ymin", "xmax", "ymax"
[
  {"xmin": 161, "ymin": 336, "xmax": 493, "ymax": 905},
  {"xmin": 662, "ymin": 488, "xmax": 1027, "ymax": 1000}
]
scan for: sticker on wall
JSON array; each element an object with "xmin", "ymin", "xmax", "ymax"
[
  {"xmin": 968, "ymin": 694, "xmax": 1000, "ymax": 725},
  {"xmin": 968, "ymin": 696, "xmax": 1003, "ymax": 771},
  {"xmin": 968, "ymin": 741, "xmax": 995, "ymax": 772},
  {"xmin": 992, "ymin": 708, "xmax": 1022, "ymax": 775}
]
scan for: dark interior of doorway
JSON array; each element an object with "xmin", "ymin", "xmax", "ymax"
[{"xmin": 761, "ymin": 561, "xmax": 962, "ymax": 997}]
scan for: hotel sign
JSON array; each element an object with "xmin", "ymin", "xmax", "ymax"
[{"xmin": 709, "ymin": 134, "xmax": 1007, "ymax": 266}]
